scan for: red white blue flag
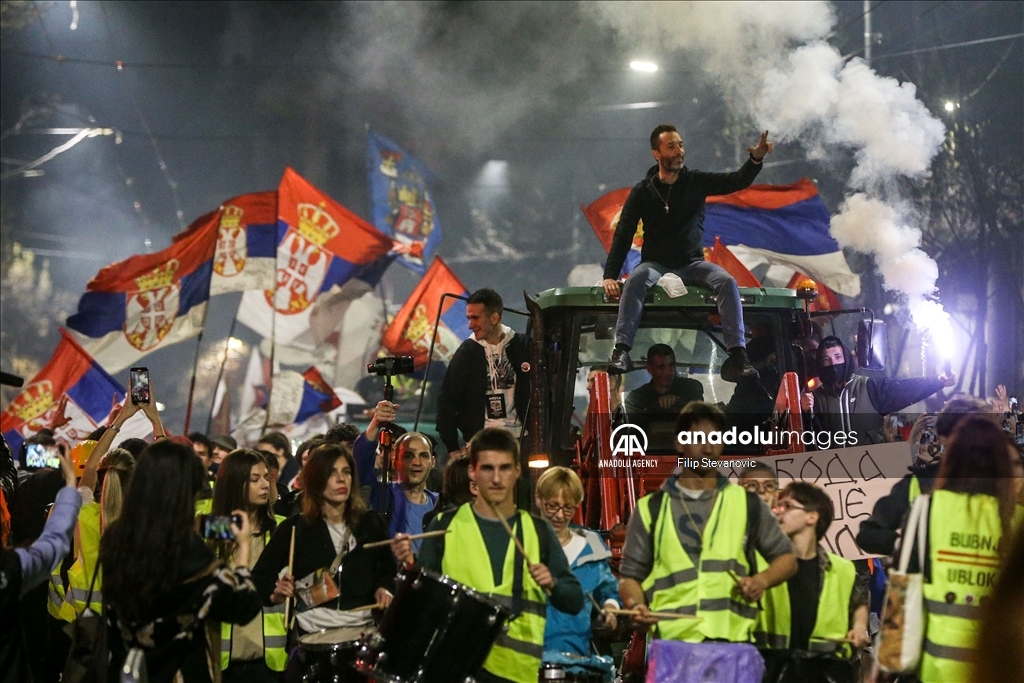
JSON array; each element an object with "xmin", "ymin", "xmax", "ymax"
[
  {"xmin": 266, "ymin": 366, "xmax": 342, "ymax": 426},
  {"xmin": 366, "ymin": 131, "xmax": 441, "ymax": 274},
  {"xmin": 583, "ymin": 178, "xmax": 859, "ymax": 296},
  {"xmin": 704, "ymin": 178, "xmax": 860, "ymax": 296},
  {"xmin": 67, "ymin": 211, "xmax": 218, "ymax": 372},
  {"xmin": 581, "ymin": 188, "xmax": 641, "ymax": 279},
  {"xmin": 174, "ymin": 192, "xmax": 278, "ymax": 295},
  {"xmin": 381, "ymin": 257, "xmax": 470, "ymax": 369},
  {"xmin": 1, "ymin": 330, "xmax": 124, "ymax": 452},
  {"xmin": 237, "ymin": 168, "xmax": 395, "ymax": 343}
]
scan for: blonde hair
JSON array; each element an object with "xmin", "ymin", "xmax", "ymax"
[
  {"xmin": 536, "ymin": 466, "xmax": 584, "ymax": 505},
  {"xmin": 100, "ymin": 448, "xmax": 135, "ymax": 528}
]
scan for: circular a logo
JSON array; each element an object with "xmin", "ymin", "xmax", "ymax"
[{"xmin": 610, "ymin": 423, "xmax": 648, "ymax": 458}]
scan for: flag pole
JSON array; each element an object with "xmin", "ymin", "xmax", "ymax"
[
  {"xmin": 182, "ymin": 329, "xmax": 204, "ymax": 435},
  {"xmin": 206, "ymin": 311, "xmax": 239, "ymax": 435},
  {"xmin": 186, "ymin": 207, "xmax": 221, "ymax": 435},
  {"xmin": 414, "ymin": 290, "xmax": 468, "ymax": 432},
  {"xmin": 262, "ymin": 191, "xmax": 282, "ymax": 434}
]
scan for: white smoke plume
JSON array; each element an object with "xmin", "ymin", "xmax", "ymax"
[{"xmin": 590, "ymin": 1, "xmax": 950, "ymax": 347}]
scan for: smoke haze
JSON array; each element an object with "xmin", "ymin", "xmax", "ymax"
[{"xmin": 589, "ymin": 1, "xmax": 950, "ymax": 340}]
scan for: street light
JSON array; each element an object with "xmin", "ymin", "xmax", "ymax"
[
  {"xmin": 630, "ymin": 60, "xmax": 658, "ymax": 73},
  {"xmin": 943, "ymin": 101, "xmax": 958, "ymax": 112}
]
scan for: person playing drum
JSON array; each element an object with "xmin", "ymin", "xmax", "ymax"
[
  {"xmin": 618, "ymin": 402, "xmax": 797, "ymax": 641},
  {"xmin": 391, "ymin": 428, "xmax": 584, "ymax": 683},
  {"xmin": 252, "ymin": 444, "xmax": 396, "ymax": 642}
]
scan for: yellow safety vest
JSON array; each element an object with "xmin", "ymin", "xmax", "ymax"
[
  {"xmin": 195, "ymin": 498, "xmax": 213, "ymax": 516},
  {"xmin": 637, "ymin": 484, "xmax": 757, "ymax": 642},
  {"xmin": 919, "ymin": 492, "xmax": 1022, "ymax": 683},
  {"xmin": 753, "ymin": 549, "xmax": 857, "ymax": 657},
  {"xmin": 219, "ymin": 515, "xmax": 288, "ymax": 672},
  {"xmin": 909, "ymin": 475, "xmax": 921, "ymax": 505},
  {"xmin": 66, "ymin": 503, "xmax": 103, "ymax": 616},
  {"xmin": 442, "ymin": 504, "xmax": 546, "ymax": 683}
]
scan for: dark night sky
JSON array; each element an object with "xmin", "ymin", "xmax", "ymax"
[{"xmin": 2, "ymin": 1, "xmax": 1021, "ymax": 422}]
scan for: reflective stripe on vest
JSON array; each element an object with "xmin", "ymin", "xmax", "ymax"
[
  {"xmin": 442, "ymin": 503, "xmax": 546, "ymax": 683},
  {"xmin": 637, "ymin": 484, "xmax": 756, "ymax": 642},
  {"xmin": 46, "ymin": 502, "xmax": 76, "ymax": 622},
  {"xmin": 918, "ymin": 491, "xmax": 1002, "ymax": 683},
  {"xmin": 220, "ymin": 516, "xmax": 288, "ymax": 672},
  {"xmin": 753, "ymin": 550, "xmax": 856, "ymax": 656},
  {"xmin": 909, "ymin": 475, "xmax": 921, "ymax": 505},
  {"xmin": 67, "ymin": 503, "xmax": 103, "ymax": 615}
]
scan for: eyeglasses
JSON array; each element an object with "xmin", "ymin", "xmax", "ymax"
[
  {"xmin": 772, "ymin": 500, "xmax": 806, "ymax": 513},
  {"xmin": 541, "ymin": 502, "xmax": 578, "ymax": 516},
  {"xmin": 742, "ymin": 480, "xmax": 778, "ymax": 494}
]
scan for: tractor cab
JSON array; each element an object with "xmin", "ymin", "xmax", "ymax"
[{"xmin": 519, "ymin": 283, "xmax": 883, "ymax": 533}]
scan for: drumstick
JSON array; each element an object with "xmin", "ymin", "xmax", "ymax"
[
  {"xmin": 284, "ymin": 527, "xmax": 296, "ymax": 627},
  {"xmin": 345, "ymin": 602, "xmax": 383, "ymax": 612},
  {"xmin": 726, "ymin": 569, "xmax": 743, "ymax": 586},
  {"xmin": 362, "ymin": 529, "xmax": 450, "ymax": 549},
  {"xmin": 606, "ymin": 608, "xmax": 702, "ymax": 620},
  {"xmin": 586, "ymin": 592, "xmax": 606, "ymax": 614},
  {"xmin": 481, "ymin": 495, "xmax": 552, "ymax": 596}
]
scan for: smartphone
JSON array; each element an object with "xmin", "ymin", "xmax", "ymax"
[
  {"xmin": 199, "ymin": 514, "xmax": 242, "ymax": 541},
  {"xmin": 24, "ymin": 443, "xmax": 61, "ymax": 469},
  {"xmin": 130, "ymin": 367, "xmax": 150, "ymax": 405}
]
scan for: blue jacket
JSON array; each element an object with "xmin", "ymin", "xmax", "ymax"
[
  {"xmin": 353, "ymin": 433, "xmax": 438, "ymax": 540},
  {"xmin": 544, "ymin": 526, "xmax": 620, "ymax": 656}
]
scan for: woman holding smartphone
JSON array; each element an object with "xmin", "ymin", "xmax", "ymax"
[
  {"xmin": 252, "ymin": 443, "xmax": 395, "ymax": 638},
  {"xmin": 99, "ymin": 440, "xmax": 262, "ymax": 683},
  {"xmin": 210, "ymin": 449, "xmax": 287, "ymax": 683}
]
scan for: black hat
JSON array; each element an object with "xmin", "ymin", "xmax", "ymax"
[{"xmin": 210, "ymin": 434, "xmax": 237, "ymax": 452}]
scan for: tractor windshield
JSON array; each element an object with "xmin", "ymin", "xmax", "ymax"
[{"xmin": 568, "ymin": 310, "xmax": 785, "ymax": 453}]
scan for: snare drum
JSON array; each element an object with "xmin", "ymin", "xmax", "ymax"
[
  {"xmin": 539, "ymin": 652, "xmax": 615, "ymax": 682},
  {"xmin": 292, "ymin": 626, "xmax": 369, "ymax": 683},
  {"xmin": 356, "ymin": 566, "xmax": 511, "ymax": 683}
]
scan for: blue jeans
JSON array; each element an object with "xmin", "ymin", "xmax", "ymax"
[{"xmin": 614, "ymin": 260, "xmax": 746, "ymax": 350}]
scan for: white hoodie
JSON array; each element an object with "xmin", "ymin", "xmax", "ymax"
[{"xmin": 477, "ymin": 324, "xmax": 520, "ymax": 431}]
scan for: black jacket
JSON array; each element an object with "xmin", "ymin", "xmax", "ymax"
[
  {"xmin": 812, "ymin": 337, "xmax": 945, "ymax": 445},
  {"xmin": 436, "ymin": 334, "xmax": 532, "ymax": 452},
  {"xmin": 855, "ymin": 459, "xmax": 940, "ymax": 556},
  {"xmin": 252, "ymin": 511, "xmax": 395, "ymax": 610},
  {"xmin": 604, "ymin": 159, "xmax": 762, "ymax": 279}
]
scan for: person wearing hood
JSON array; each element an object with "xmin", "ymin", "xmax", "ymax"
[
  {"xmin": 811, "ymin": 335, "xmax": 954, "ymax": 446},
  {"xmin": 603, "ymin": 125, "xmax": 772, "ymax": 382},
  {"xmin": 436, "ymin": 288, "xmax": 531, "ymax": 456}
]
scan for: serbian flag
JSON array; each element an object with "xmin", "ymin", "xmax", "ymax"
[
  {"xmin": 704, "ymin": 178, "xmax": 860, "ymax": 296},
  {"xmin": 237, "ymin": 168, "xmax": 395, "ymax": 344},
  {"xmin": 1, "ymin": 330, "xmax": 124, "ymax": 452},
  {"xmin": 266, "ymin": 367, "xmax": 342, "ymax": 426},
  {"xmin": 703, "ymin": 236, "xmax": 761, "ymax": 287},
  {"xmin": 173, "ymin": 192, "xmax": 278, "ymax": 295},
  {"xmin": 381, "ymin": 257, "xmax": 470, "ymax": 369},
  {"xmin": 581, "ymin": 188, "xmax": 642, "ymax": 278},
  {"xmin": 366, "ymin": 131, "xmax": 441, "ymax": 274},
  {"xmin": 67, "ymin": 212, "xmax": 217, "ymax": 373},
  {"xmin": 786, "ymin": 272, "xmax": 842, "ymax": 313}
]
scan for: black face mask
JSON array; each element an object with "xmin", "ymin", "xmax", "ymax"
[{"xmin": 820, "ymin": 362, "xmax": 846, "ymax": 385}]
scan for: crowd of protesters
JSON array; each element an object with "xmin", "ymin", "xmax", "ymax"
[{"xmin": 1, "ymin": 360, "xmax": 1022, "ymax": 683}]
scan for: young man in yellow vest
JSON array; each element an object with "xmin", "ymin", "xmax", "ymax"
[
  {"xmin": 619, "ymin": 402, "xmax": 797, "ymax": 642},
  {"xmin": 392, "ymin": 428, "xmax": 584, "ymax": 683},
  {"xmin": 759, "ymin": 482, "xmax": 869, "ymax": 682}
]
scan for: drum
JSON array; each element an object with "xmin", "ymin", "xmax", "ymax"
[
  {"xmin": 539, "ymin": 652, "xmax": 615, "ymax": 682},
  {"xmin": 292, "ymin": 626, "xmax": 369, "ymax": 683},
  {"xmin": 357, "ymin": 566, "xmax": 511, "ymax": 683}
]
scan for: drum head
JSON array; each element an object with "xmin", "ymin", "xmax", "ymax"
[{"xmin": 300, "ymin": 626, "xmax": 367, "ymax": 646}]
